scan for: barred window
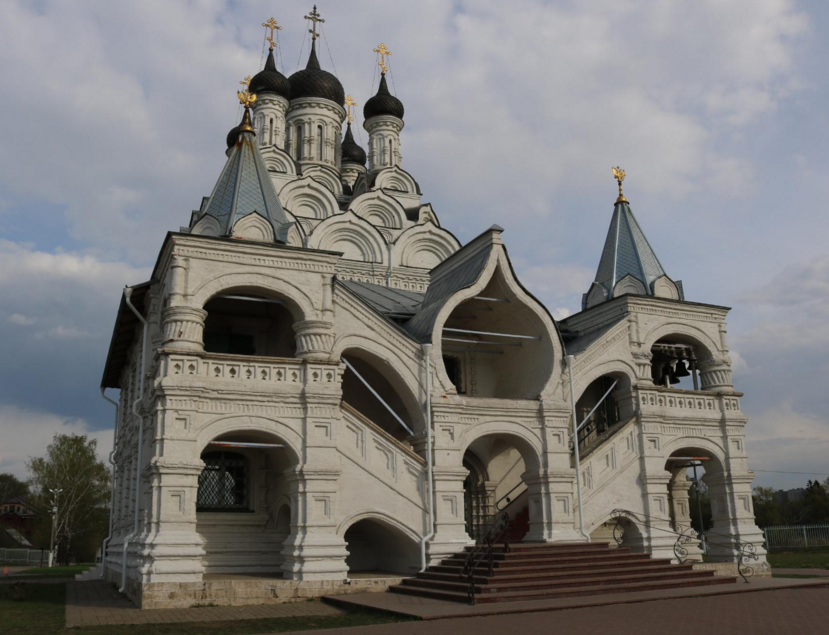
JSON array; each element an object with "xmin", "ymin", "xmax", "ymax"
[{"xmin": 197, "ymin": 451, "xmax": 250, "ymax": 511}]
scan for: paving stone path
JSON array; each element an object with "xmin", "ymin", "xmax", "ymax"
[
  {"xmin": 65, "ymin": 581, "xmax": 344, "ymax": 627},
  {"xmin": 280, "ymin": 587, "xmax": 829, "ymax": 635}
]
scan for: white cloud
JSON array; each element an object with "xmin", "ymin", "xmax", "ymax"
[
  {"xmin": 0, "ymin": 405, "xmax": 113, "ymax": 479},
  {"xmin": 6, "ymin": 313, "xmax": 35, "ymax": 326}
]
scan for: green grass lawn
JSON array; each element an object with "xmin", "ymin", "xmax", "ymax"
[
  {"xmin": 0, "ymin": 583, "xmax": 409, "ymax": 635},
  {"xmin": 767, "ymin": 546, "xmax": 829, "ymax": 570}
]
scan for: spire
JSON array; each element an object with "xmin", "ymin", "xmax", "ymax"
[
  {"xmin": 306, "ymin": 39, "xmax": 321, "ymax": 70},
  {"xmin": 583, "ymin": 169, "xmax": 683, "ymax": 309},
  {"xmin": 200, "ymin": 92, "xmax": 292, "ymax": 242}
]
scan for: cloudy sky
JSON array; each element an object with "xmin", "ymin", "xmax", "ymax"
[{"xmin": 0, "ymin": 0, "xmax": 827, "ymax": 490}]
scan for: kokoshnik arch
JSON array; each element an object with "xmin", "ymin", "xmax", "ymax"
[{"xmin": 98, "ymin": 9, "xmax": 768, "ymax": 608}]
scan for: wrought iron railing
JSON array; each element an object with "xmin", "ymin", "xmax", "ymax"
[
  {"xmin": 459, "ymin": 512, "xmax": 510, "ymax": 605},
  {"xmin": 610, "ymin": 509, "xmax": 760, "ymax": 583},
  {"xmin": 494, "ymin": 482, "xmax": 527, "ymax": 511}
]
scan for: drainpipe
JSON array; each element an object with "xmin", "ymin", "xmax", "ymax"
[
  {"xmin": 99, "ymin": 388, "xmax": 120, "ymax": 579},
  {"xmin": 566, "ymin": 355, "xmax": 590, "ymax": 542},
  {"xmin": 420, "ymin": 343, "xmax": 436, "ymax": 571},
  {"xmin": 120, "ymin": 287, "xmax": 148, "ymax": 593}
]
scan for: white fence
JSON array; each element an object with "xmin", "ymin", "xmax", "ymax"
[
  {"xmin": 764, "ymin": 524, "xmax": 829, "ymax": 550},
  {"xmin": 0, "ymin": 548, "xmax": 47, "ymax": 565}
]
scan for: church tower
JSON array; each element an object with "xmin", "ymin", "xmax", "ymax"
[
  {"xmin": 363, "ymin": 44, "xmax": 404, "ymax": 171},
  {"xmin": 583, "ymin": 167, "xmax": 683, "ymax": 309},
  {"xmin": 249, "ymin": 18, "xmax": 291, "ymax": 150},
  {"xmin": 340, "ymin": 96, "xmax": 367, "ymax": 188},
  {"xmin": 285, "ymin": 6, "xmax": 346, "ymax": 173}
]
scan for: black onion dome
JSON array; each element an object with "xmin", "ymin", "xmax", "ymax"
[
  {"xmin": 340, "ymin": 123, "xmax": 366, "ymax": 165},
  {"xmin": 288, "ymin": 42, "xmax": 344, "ymax": 106},
  {"xmin": 363, "ymin": 75, "xmax": 404, "ymax": 121},
  {"xmin": 226, "ymin": 124, "xmax": 242, "ymax": 149},
  {"xmin": 249, "ymin": 50, "xmax": 291, "ymax": 100}
]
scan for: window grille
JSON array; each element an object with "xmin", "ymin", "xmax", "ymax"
[{"xmin": 197, "ymin": 451, "xmax": 250, "ymax": 511}]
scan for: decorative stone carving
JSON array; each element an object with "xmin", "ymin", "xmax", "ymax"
[
  {"xmin": 698, "ymin": 360, "xmax": 733, "ymax": 392},
  {"xmin": 161, "ymin": 306, "xmax": 207, "ymax": 352},
  {"xmin": 293, "ymin": 320, "xmax": 335, "ymax": 360}
]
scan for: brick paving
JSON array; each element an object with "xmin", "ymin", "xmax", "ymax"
[
  {"xmin": 65, "ymin": 580, "xmax": 344, "ymax": 627},
  {"xmin": 283, "ymin": 587, "xmax": 829, "ymax": 635}
]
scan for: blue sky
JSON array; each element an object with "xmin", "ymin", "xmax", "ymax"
[{"xmin": 0, "ymin": 0, "xmax": 827, "ymax": 489}]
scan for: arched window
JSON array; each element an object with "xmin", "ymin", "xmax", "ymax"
[
  {"xmin": 197, "ymin": 451, "xmax": 250, "ymax": 512},
  {"xmin": 317, "ymin": 124, "xmax": 324, "ymax": 160},
  {"xmin": 295, "ymin": 125, "xmax": 303, "ymax": 160},
  {"xmin": 269, "ymin": 117, "xmax": 274, "ymax": 145},
  {"xmin": 388, "ymin": 139, "xmax": 393, "ymax": 165}
]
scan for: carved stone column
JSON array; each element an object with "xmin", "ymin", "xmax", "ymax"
[
  {"xmin": 293, "ymin": 320, "xmax": 334, "ymax": 361},
  {"xmin": 698, "ymin": 359, "xmax": 733, "ymax": 393},
  {"xmin": 161, "ymin": 306, "xmax": 207, "ymax": 352},
  {"xmin": 668, "ymin": 469, "xmax": 703, "ymax": 562}
]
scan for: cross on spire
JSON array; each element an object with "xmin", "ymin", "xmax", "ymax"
[
  {"xmin": 374, "ymin": 43, "xmax": 392, "ymax": 75},
  {"xmin": 305, "ymin": 5, "xmax": 324, "ymax": 42},
  {"xmin": 345, "ymin": 95, "xmax": 358, "ymax": 124},
  {"xmin": 612, "ymin": 166, "xmax": 627, "ymax": 203},
  {"xmin": 239, "ymin": 75, "xmax": 251, "ymax": 88},
  {"xmin": 261, "ymin": 17, "xmax": 282, "ymax": 51}
]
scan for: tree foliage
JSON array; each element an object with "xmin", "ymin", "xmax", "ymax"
[
  {"xmin": 752, "ymin": 479, "xmax": 829, "ymax": 528},
  {"xmin": 27, "ymin": 434, "xmax": 110, "ymax": 564},
  {"xmin": 0, "ymin": 473, "xmax": 31, "ymax": 503}
]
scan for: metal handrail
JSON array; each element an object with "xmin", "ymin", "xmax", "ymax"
[
  {"xmin": 609, "ymin": 508, "xmax": 760, "ymax": 583},
  {"xmin": 494, "ymin": 482, "xmax": 527, "ymax": 511},
  {"xmin": 459, "ymin": 512, "xmax": 510, "ymax": 605}
]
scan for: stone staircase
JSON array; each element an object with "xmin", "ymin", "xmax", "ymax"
[
  {"xmin": 74, "ymin": 564, "xmax": 103, "ymax": 581},
  {"xmin": 390, "ymin": 542, "xmax": 735, "ymax": 604}
]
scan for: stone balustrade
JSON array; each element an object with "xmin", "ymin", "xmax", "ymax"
[{"xmin": 638, "ymin": 388, "xmax": 741, "ymax": 417}]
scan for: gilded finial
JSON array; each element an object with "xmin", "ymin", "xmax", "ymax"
[
  {"xmin": 237, "ymin": 90, "xmax": 257, "ymax": 131},
  {"xmin": 345, "ymin": 95, "xmax": 358, "ymax": 124},
  {"xmin": 305, "ymin": 5, "xmax": 324, "ymax": 42},
  {"xmin": 612, "ymin": 166, "xmax": 627, "ymax": 203},
  {"xmin": 239, "ymin": 75, "xmax": 251, "ymax": 88},
  {"xmin": 262, "ymin": 17, "xmax": 282, "ymax": 51},
  {"xmin": 374, "ymin": 43, "xmax": 392, "ymax": 75}
]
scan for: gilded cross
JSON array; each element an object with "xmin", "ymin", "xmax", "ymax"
[
  {"xmin": 239, "ymin": 75, "xmax": 251, "ymax": 88},
  {"xmin": 345, "ymin": 95, "xmax": 357, "ymax": 123},
  {"xmin": 305, "ymin": 5, "xmax": 324, "ymax": 41},
  {"xmin": 612, "ymin": 166, "xmax": 627, "ymax": 203},
  {"xmin": 262, "ymin": 17, "xmax": 282, "ymax": 51},
  {"xmin": 374, "ymin": 43, "xmax": 392, "ymax": 75}
]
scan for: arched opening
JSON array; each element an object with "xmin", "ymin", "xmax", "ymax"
[
  {"xmin": 317, "ymin": 125, "xmax": 324, "ymax": 160},
  {"xmin": 196, "ymin": 430, "xmax": 297, "ymax": 575},
  {"xmin": 650, "ymin": 336, "xmax": 713, "ymax": 391},
  {"xmin": 269, "ymin": 117, "xmax": 274, "ymax": 146},
  {"xmin": 388, "ymin": 139, "xmax": 393, "ymax": 166},
  {"xmin": 295, "ymin": 125, "xmax": 303, "ymax": 160},
  {"xmin": 202, "ymin": 293, "xmax": 297, "ymax": 358},
  {"xmin": 441, "ymin": 267, "xmax": 554, "ymax": 399},
  {"xmin": 575, "ymin": 373, "xmax": 634, "ymax": 454},
  {"xmin": 344, "ymin": 518, "xmax": 420, "ymax": 576},
  {"xmin": 341, "ymin": 349, "xmax": 421, "ymax": 441},
  {"xmin": 462, "ymin": 432, "xmax": 540, "ymax": 542}
]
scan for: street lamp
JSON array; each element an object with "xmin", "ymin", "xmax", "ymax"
[{"xmin": 48, "ymin": 488, "xmax": 62, "ymax": 568}]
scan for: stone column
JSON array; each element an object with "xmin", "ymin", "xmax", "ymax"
[
  {"xmin": 426, "ymin": 466, "xmax": 471, "ymax": 563},
  {"xmin": 668, "ymin": 469, "xmax": 703, "ymax": 562},
  {"xmin": 698, "ymin": 359, "xmax": 733, "ymax": 393},
  {"xmin": 293, "ymin": 320, "xmax": 334, "ymax": 361},
  {"xmin": 161, "ymin": 306, "xmax": 207, "ymax": 352},
  {"xmin": 280, "ymin": 466, "xmax": 349, "ymax": 580}
]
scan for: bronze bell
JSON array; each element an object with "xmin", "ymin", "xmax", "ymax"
[{"xmin": 675, "ymin": 360, "xmax": 691, "ymax": 378}]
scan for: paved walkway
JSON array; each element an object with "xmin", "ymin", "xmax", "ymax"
[
  {"xmin": 65, "ymin": 581, "xmax": 344, "ymax": 627},
  {"xmin": 773, "ymin": 567, "xmax": 829, "ymax": 576},
  {"xmin": 324, "ymin": 577, "xmax": 829, "ymax": 619},
  {"xmin": 283, "ymin": 587, "xmax": 829, "ymax": 635}
]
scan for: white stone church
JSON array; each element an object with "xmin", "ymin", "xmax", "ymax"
[{"xmin": 100, "ymin": 12, "xmax": 767, "ymax": 608}]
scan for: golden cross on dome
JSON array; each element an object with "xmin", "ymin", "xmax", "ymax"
[
  {"xmin": 262, "ymin": 17, "xmax": 282, "ymax": 51},
  {"xmin": 374, "ymin": 43, "xmax": 392, "ymax": 75},
  {"xmin": 612, "ymin": 166, "xmax": 627, "ymax": 203},
  {"xmin": 305, "ymin": 5, "xmax": 324, "ymax": 41},
  {"xmin": 239, "ymin": 75, "xmax": 251, "ymax": 88},
  {"xmin": 237, "ymin": 89, "xmax": 257, "ymax": 109},
  {"xmin": 345, "ymin": 95, "xmax": 357, "ymax": 123}
]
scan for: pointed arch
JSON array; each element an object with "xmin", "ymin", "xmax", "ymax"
[
  {"xmin": 308, "ymin": 211, "xmax": 389, "ymax": 264},
  {"xmin": 302, "ymin": 165, "xmax": 344, "ymax": 197},
  {"xmin": 393, "ymin": 222, "xmax": 460, "ymax": 269},
  {"xmin": 613, "ymin": 274, "xmax": 647, "ymax": 298},
  {"xmin": 260, "ymin": 146, "xmax": 297, "ymax": 177},
  {"xmin": 371, "ymin": 165, "xmax": 420, "ymax": 195},
  {"xmin": 279, "ymin": 176, "xmax": 339, "ymax": 220},
  {"xmin": 349, "ymin": 190, "xmax": 408, "ymax": 229},
  {"xmin": 652, "ymin": 275, "xmax": 681, "ymax": 300},
  {"xmin": 191, "ymin": 214, "xmax": 221, "ymax": 237},
  {"xmin": 231, "ymin": 213, "xmax": 276, "ymax": 242}
]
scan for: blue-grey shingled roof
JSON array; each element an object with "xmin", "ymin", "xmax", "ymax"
[
  {"xmin": 591, "ymin": 200, "xmax": 667, "ymax": 299},
  {"xmin": 339, "ymin": 280, "xmax": 424, "ymax": 317},
  {"xmin": 200, "ymin": 124, "xmax": 291, "ymax": 240}
]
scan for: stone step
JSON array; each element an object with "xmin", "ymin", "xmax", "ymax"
[
  {"xmin": 390, "ymin": 575, "xmax": 736, "ymax": 604},
  {"xmin": 402, "ymin": 569, "xmax": 713, "ymax": 594},
  {"xmin": 462, "ymin": 542, "xmax": 612, "ymax": 554},
  {"xmin": 440, "ymin": 551, "xmax": 651, "ymax": 568},
  {"xmin": 419, "ymin": 562, "xmax": 693, "ymax": 584},
  {"xmin": 430, "ymin": 555, "xmax": 664, "ymax": 576}
]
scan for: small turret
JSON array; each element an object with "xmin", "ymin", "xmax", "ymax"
[{"xmin": 363, "ymin": 43, "xmax": 404, "ymax": 171}]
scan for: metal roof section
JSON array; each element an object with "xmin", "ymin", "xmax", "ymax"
[
  {"xmin": 404, "ymin": 226, "xmax": 501, "ymax": 342},
  {"xmin": 199, "ymin": 123, "xmax": 292, "ymax": 241},
  {"xmin": 101, "ymin": 280, "xmax": 154, "ymax": 388},
  {"xmin": 338, "ymin": 280, "xmax": 425, "ymax": 317},
  {"xmin": 584, "ymin": 200, "xmax": 682, "ymax": 309}
]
